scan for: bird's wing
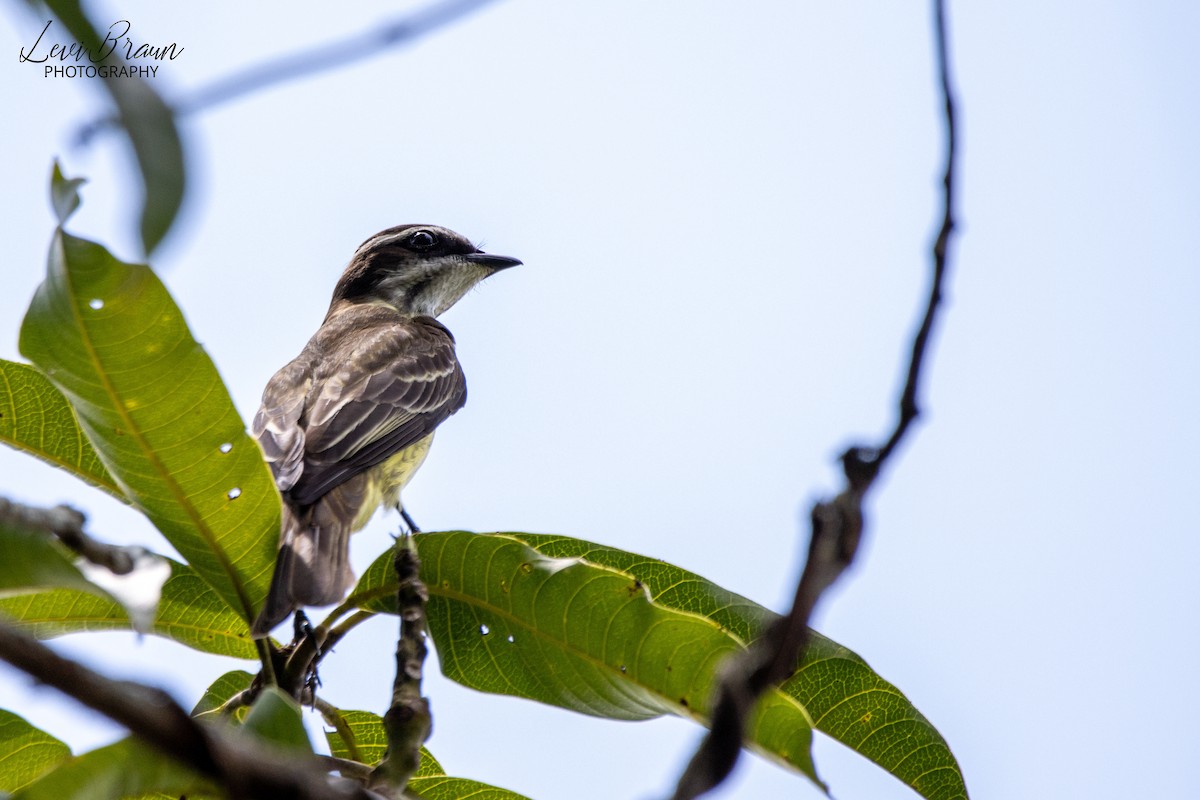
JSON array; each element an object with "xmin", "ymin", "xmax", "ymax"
[
  {"xmin": 285, "ymin": 314, "xmax": 466, "ymax": 507},
  {"xmin": 253, "ymin": 357, "xmax": 313, "ymax": 493}
]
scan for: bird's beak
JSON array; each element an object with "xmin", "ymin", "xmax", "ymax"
[{"xmin": 464, "ymin": 252, "xmax": 522, "ymax": 271}]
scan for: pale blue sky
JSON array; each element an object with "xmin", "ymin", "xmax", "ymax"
[{"xmin": 1, "ymin": 3, "xmax": 1197, "ymax": 799}]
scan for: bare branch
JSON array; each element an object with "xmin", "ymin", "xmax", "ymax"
[
  {"xmin": 77, "ymin": 0, "xmax": 505, "ymax": 144},
  {"xmin": 0, "ymin": 496, "xmax": 137, "ymax": 575},
  {"xmin": 0, "ymin": 621, "xmax": 383, "ymax": 800},
  {"xmin": 876, "ymin": 0, "xmax": 959, "ymax": 467},
  {"xmin": 668, "ymin": 1, "xmax": 960, "ymax": 797},
  {"xmin": 317, "ymin": 610, "xmax": 376, "ymax": 666},
  {"xmin": 318, "ymin": 756, "xmax": 375, "ymax": 783}
]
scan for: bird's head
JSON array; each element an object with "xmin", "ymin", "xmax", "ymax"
[{"xmin": 331, "ymin": 224, "xmax": 521, "ymax": 318}]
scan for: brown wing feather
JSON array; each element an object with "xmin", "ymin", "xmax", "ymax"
[
  {"xmin": 252, "ymin": 292, "xmax": 471, "ymax": 638},
  {"xmin": 275, "ymin": 308, "xmax": 466, "ymax": 507},
  {"xmin": 252, "ymin": 358, "xmax": 313, "ymax": 493}
]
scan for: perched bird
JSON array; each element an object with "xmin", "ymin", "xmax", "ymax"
[{"xmin": 250, "ymin": 224, "xmax": 519, "ymax": 637}]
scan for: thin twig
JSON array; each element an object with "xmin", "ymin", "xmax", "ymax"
[
  {"xmin": 76, "ymin": 0, "xmax": 505, "ymax": 144},
  {"xmin": 317, "ymin": 610, "xmax": 376, "ymax": 662},
  {"xmin": 318, "ymin": 756, "xmax": 375, "ymax": 783},
  {"xmin": 668, "ymin": 2, "xmax": 960, "ymax": 797},
  {"xmin": 314, "ymin": 696, "xmax": 362, "ymax": 764},
  {"xmin": 876, "ymin": 0, "xmax": 958, "ymax": 467},
  {"xmin": 0, "ymin": 496, "xmax": 135, "ymax": 574},
  {"xmin": 199, "ymin": 689, "xmax": 255, "ymax": 720},
  {"xmin": 260, "ymin": 608, "xmax": 370, "ymax": 706},
  {"xmin": 0, "ymin": 621, "xmax": 383, "ymax": 800}
]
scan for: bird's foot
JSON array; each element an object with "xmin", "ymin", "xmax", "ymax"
[
  {"xmin": 399, "ymin": 506, "xmax": 422, "ymax": 535},
  {"xmin": 292, "ymin": 610, "xmax": 314, "ymax": 645}
]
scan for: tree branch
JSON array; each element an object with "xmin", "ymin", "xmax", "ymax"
[
  {"xmin": 369, "ymin": 537, "xmax": 432, "ymax": 795},
  {"xmin": 76, "ymin": 0, "xmax": 506, "ymax": 145},
  {"xmin": 0, "ymin": 621, "xmax": 385, "ymax": 800},
  {"xmin": 668, "ymin": 2, "xmax": 960, "ymax": 797},
  {"xmin": 877, "ymin": 0, "xmax": 959, "ymax": 467},
  {"xmin": 317, "ymin": 610, "xmax": 376, "ymax": 668},
  {"xmin": 0, "ymin": 496, "xmax": 136, "ymax": 575}
]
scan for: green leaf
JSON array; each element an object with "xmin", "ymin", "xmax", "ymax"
[
  {"xmin": 349, "ymin": 532, "xmax": 817, "ymax": 785},
  {"xmin": 0, "ymin": 360, "xmax": 122, "ymax": 501},
  {"xmin": 0, "ymin": 561, "xmax": 256, "ymax": 660},
  {"xmin": 115, "ymin": 82, "xmax": 184, "ymax": 256},
  {"xmin": 12, "ymin": 737, "xmax": 211, "ymax": 800},
  {"xmin": 505, "ymin": 534, "xmax": 968, "ymax": 800},
  {"xmin": 0, "ymin": 517, "xmax": 103, "ymax": 599},
  {"xmin": 349, "ymin": 532, "xmax": 966, "ymax": 799},
  {"xmin": 38, "ymin": 2, "xmax": 185, "ymax": 254},
  {"xmin": 191, "ymin": 670, "xmax": 255, "ymax": 718},
  {"xmin": 324, "ymin": 711, "xmax": 531, "ymax": 800},
  {"xmin": 18, "ymin": 229, "xmax": 280, "ymax": 624},
  {"xmin": 0, "ymin": 711, "xmax": 70, "ymax": 792},
  {"xmin": 48, "ymin": 162, "xmax": 84, "ymax": 227},
  {"xmin": 241, "ymin": 688, "xmax": 311, "ymax": 753},
  {"xmin": 321, "ymin": 709, "xmax": 442, "ymax": 774},
  {"xmin": 323, "ymin": 709, "xmax": 391, "ymax": 766},
  {"xmin": 410, "ymin": 774, "xmax": 534, "ymax": 800},
  {"xmin": 413, "ymin": 744, "xmax": 444, "ymax": 778},
  {"xmin": 196, "ymin": 676, "xmax": 314, "ymax": 760}
]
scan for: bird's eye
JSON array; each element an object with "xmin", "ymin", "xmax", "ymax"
[{"xmin": 408, "ymin": 230, "xmax": 438, "ymax": 250}]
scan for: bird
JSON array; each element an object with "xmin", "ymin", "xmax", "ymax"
[{"xmin": 249, "ymin": 224, "xmax": 520, "ymax": 637}]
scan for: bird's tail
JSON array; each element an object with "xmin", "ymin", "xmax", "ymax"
[{"xmin": 250, "ymin": 489, "xmax": 359, "ymax": 638}]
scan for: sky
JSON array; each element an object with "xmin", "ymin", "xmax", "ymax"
[{"xmin": 2, "ymin": 2, "xmax": 1198, "ymax": 799}]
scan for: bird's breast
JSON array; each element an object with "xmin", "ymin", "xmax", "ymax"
[{"xmin": 352, "ymin": 432, "xmax": 436, "ymax": 530}]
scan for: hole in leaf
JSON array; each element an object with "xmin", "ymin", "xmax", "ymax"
[
  {"xmin": 227, "ymin": 488, "xmax": 242, "ymax": 500},
  {"xmin": 479, "ymin": 624, "xmax": 490, "ymax": 636},
  {"xmin": 506, "ymin": 634, "xmax": 515, "ymax": 643},
  {"xmin": 88, "ymin": 298, "xmax": 104, "ymax": 310},
  {"xmin": 218, "ymin": 443, "xmax": 232, "ymax": 454}
]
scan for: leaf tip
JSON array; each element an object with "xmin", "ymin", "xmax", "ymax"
[{"xmin": 50, "ymin": 160, "xmax": 87, "ymax": 226}]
